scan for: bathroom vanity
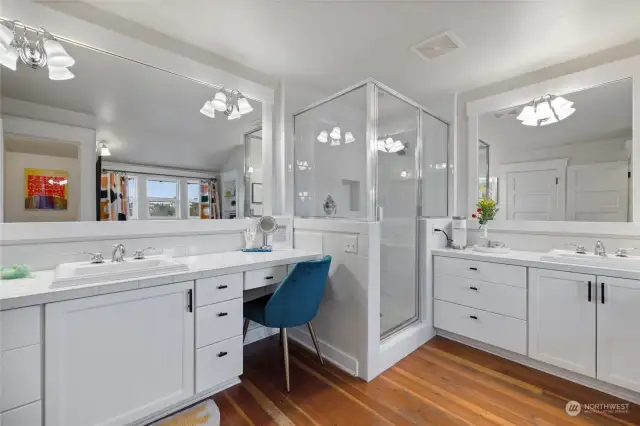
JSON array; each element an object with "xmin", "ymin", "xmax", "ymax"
[
  {"xmin": 0, "ymin": 249, "xmax": 321, "ymax": 426},
  {"xmin": 433, "ymin": 248, "xmax": 640, "ymax": 403}
]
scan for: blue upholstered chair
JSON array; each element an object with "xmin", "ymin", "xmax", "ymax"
[{"xmin": 243, "ymin": 255, "xmax": 331, "ymax": 392}]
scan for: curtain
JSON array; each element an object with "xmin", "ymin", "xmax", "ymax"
[{"xmin": 100, "ymin": 171, "xmax": 128, "ymax": 221}]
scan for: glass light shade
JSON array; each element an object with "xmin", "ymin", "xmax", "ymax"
[
  {"xmin": 0, "ymin": 23, "xmax": 14, "ymax": 52},
  {"xmin": 344, "ymin": 132, "xmax": 355, "ymax": 144},
  {"xmin": 237, "ymin": 96, "xmax": 253, "ymax": 114},
  {"xmin": 227, "ymin": 106, "xmax": 241, "ymax": 120},
  {"xmin": 400, "ymin": 170, "xmax": 409, "ymax": 178},
  {"xmin": 317, "ymin": 131, "xmax": 328, "ymax": 143},
  {"xmin": 330, "ymin": 138, "xmax": 340, "ymax": 146},
  {"xmin": 200, "ymin": 101, "xmax": 216, "ymax": 118},
  {"xmin": 521, "ymin": 116, "xmax": 539, "ymax": 126},
  {"xmin": 247, "ymin": 166, "xmax": 254, "ymax": 173},
  {"xmin": 377, "ymin": 139, "xmax": 386, "ymax": 151},
  {"xmin": 99, "ymin": 145, "xmax": 111, "ymax": 156},
  {"xmin": 0, "ymin": 46, "xmax": 18, "ymax": 71},
  {"xmin": 329, "ymin": 127, "xmax": 341, "ymax": 140},
  {"xmin": 555, "ymin": 106, "xmax": 576, "ymax": 121},
  {"xmin": 43, "ymin": 39, "xmax": 75, "ymax": 68},
  {"xmin": 48, "ymin": 65, "xmax": 74, "ymax": 81},
  {"xmin": 535, "ymin": 99, "xmax": 553, "ymax": 121},
  {"xmin": 540, "ymin": 114, "xmax": 558, "ymax": 126},
  {"xmin": 211, "ymin": 90, "xmax": 228, "ymax": 111},
  {"xmin": 551, "ymin": 96, "xmax": 573, "ymax": 112},
  {"xmin": 517, "ymin": 105, "xmax": 536, "ymax": 122},
  {"xmin": 389, "ymin": 140, "xmax": 405, "ymax": 153}
]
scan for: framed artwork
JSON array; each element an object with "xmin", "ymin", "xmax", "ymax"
[
  {"xmin": 251, "ymin": 183, "xmax": 263, "ymax": 204},
  {"xmin": 24, "ymin": 168, "xmax": 69, "ymax": 210}
]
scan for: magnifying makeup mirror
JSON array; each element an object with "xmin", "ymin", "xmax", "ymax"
[{"xmin": 258, "ymin": 216, "xmax": 278, "ymax": 249}]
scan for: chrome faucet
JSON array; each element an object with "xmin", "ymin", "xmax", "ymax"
[
  {"xmin": 112, "ymin": 244, "xmax": 126, "ymax": 262},
  {"xmin": 595, "ymin": 240, "xmax": 606, "ymax": 257}
]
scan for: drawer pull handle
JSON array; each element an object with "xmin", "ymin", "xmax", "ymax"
[
  {"xmin": 217, "ymin": 285, "xmax": 228, "ymax": 289},
  {"xmin": 469, "ymin": 286, "xmax": 478, "ymax": 291},
  {"xmin": 217, "ymin": 312, "xmax": 228, "ymax": 317},
  {"xmin": 265, "ymin": 276, "xmax": 274, "ymax": 280},
  {"xmin": 469, "ymin": 267, "xmax": 478, "ymax": 271},
  {"xmin": 217, "ymin": 351, "xmax": 228, "ymax": 357},
  {"xmin": 469, "ymin": 315, "xmax": 478, "ymax": 320}
]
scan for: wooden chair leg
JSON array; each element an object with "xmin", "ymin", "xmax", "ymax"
[
  {"xmin": 307, "ymin": 322, "xmax": 324, "ymax": 365},
  {"xmin": 243, "ymin": 319, "xmax": 250, "ymax": 342},
  {"xmin": 282, "ymin": 328, "xmax": 290, "ymax": 392}
]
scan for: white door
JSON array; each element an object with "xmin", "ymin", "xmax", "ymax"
[
  {"xmin": 45, "ymin": 281, "xmax": 195, "ymax": 426},
  {"xmin": 528, "ymin": 268, "xmax": 596, "ymax": 377},
  {"xmin": 597, "ymin": 276, "xmax": 640, "ymax": 392},
  {"xmin": 503, "ymin": 165, "xmax": 565, "ymax": 221},
  {"xmin": 567, "ymin": 162, "xmax": 629, "ymax": 222}
]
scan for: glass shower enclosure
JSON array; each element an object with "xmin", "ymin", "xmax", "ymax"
[{"xmin": 293, "ymin": 80, "xmax": 449, "ymax": 339}]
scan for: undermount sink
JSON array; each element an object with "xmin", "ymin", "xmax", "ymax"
[
  {"xmin": 52, "ymin": 256, "xmax": 189, "ymax": 287},
  {"xmin": 541, "ymin": 249, "xmax": 640, "ymax": 270}
]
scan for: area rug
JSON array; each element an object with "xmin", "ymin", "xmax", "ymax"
[{"xmin": 152, "ymin": 399, "xmax": 220, "ymax": 426}]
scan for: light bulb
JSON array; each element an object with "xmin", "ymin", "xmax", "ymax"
[
  {"xmin": 211, "ymin": 90, "xmax": 227, "ymax": 111},
  {"xmin": 227, "ymin": 105, "xmax": 241, "ymax": 120},
  {"xmin": 48, "ymin": 65, "xmax": 74, "ymax": 81},
  {"xmin": 237, "ymin": 95, "xmax": 253, "ymax": 114},
  {"xmin": 0, "ymin": 46, "xmax": 18, "ymax": 71},
  {"xmin": 200, "ymin": 101, "xmax": 216, "ymax": 118},
  {"xmin": 344, "ymin": 132, "xmax": 355, "ymax": 144},
  {"xmin": 329, "ymin": 127, "xmax": 341, "ymax": 140},
  {"xmin": 317, "ymin": 131, "xmax": 328, "ymax": 143},
  {"xmin": 43, "ymin": 39, "xmax": 75, "ymax": 68}
]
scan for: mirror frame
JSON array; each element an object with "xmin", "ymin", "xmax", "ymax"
[{"xmin": 466, "ymin": 54, "xmax": 640, "ymax": 234}]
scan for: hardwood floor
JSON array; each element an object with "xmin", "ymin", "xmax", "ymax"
[{"xmin": 212, "ymin": 336, "xmax": 640, "ymax": 425}]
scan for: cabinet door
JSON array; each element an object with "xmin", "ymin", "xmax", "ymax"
[
  {"xmin": 45, "ymin": 281, "xmax": 195, "ymax": 426},
  {"xmin": 597, "ymin": 276, "xmax": 640, "ymax": 392},
  {"xmin": 528, "ymin": 268, "xmax": 596, "ymax": 377}
]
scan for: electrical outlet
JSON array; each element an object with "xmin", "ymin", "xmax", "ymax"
[{"xmin": 344, "ymin": 235, "xmax": 358, "ymax": 254}]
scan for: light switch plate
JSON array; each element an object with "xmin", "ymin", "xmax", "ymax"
[{"xmin": 344, "ymin": 235, "xmax": 358, "ymax": 254}]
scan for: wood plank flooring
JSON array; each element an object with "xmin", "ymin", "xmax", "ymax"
[{"xmin": 211, "ymin": 336, "xmax": 640, "ymax": 425}]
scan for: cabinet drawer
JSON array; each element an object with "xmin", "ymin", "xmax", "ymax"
[
  {"xmin": 1, "ymin": 344, "xmax": 41, "ymax": 412},
  {"xmin": 196, "ymin": 298, "xmax": 243, "ymax": 348},
  {"xmin": 434, "ymin": 274, "xmax": 527, "ymax": 320},
  {"xmin": 435, "ymin": 300, "xmax": 527, "ymax": 355},
  {"xmin": 434, "ymin": 256, "xmax": 526, "ymax": 288},
  {"xmin": 196, "ymin": 336, "xmax": 243, "ymax": 394},
  {"xmin": 1, "ymin": 306, "xmax": 41, "ymax": 351},
  {"xmin": 0, "ymin": 401, "xmax": 41, "ymax": 426},
  {"xmin": 196, "ymin": 273, "xmax": 243, "ymax": 307},
  {"xmin": 244, "ymin": 266, "xmax": 287, "ymax": 290}
]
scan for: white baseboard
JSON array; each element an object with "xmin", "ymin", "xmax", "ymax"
[
  {"xmin": 437, "ymin": 330, "xmax": 640, "ymax": 405},
  {"xmin": 377, "ymin": 322, "xmax": 435, "ymax": 377},
  {"xmin": 244, "ymin": 325, "xmax": 279, "ymax": 345},
  {"xmin": 130, "ymin": 378, "xmax": 241, "ymax": 426},
  {"xmin": 288, "ymin": 327, "xmax": 359, "ymax": 377}
]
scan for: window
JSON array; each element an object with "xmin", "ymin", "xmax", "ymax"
[
  {"xmin": 147, "ymin": 179, "xmax": 178, "ymax": 218},
  {"xmin": 127, "ymin": 177, "xmax": 138, "ymax": 219},
  {"xmin": 187, "ymin": 181, "xmax": 200, "ymax": 219}
]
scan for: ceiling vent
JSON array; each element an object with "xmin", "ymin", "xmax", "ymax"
[{"xmin": 410, "ymin": 30, "xmax": 464, "ymax": 62}]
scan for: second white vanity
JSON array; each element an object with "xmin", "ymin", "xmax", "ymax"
[
  {"xmin": 433, "ymin": 248, "xmax": 640, "ymax": 403},
  {"xmin": 0, "ymin": 249, "xmax": 321, "ymax": 426}
]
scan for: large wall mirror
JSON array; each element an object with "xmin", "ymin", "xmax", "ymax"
[
  {"xmin": 476, "ymin": 78, "xmax": 633, "ymax": 222},
  {"xmin": 1, "ymin": 32, "xmax": 263, "ymax": 223}
]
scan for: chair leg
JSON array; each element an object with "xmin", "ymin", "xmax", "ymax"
[
  {"xmin": 243, "ymin": 319, "xmax": 250, "ymax": 342},
  {"xmin": 307, "ymin": 322, "xmax": 324, "ymax": 365},
  {"xmin": 279, "ymin": 328, "xmax": 284, "ymax": 346},
  {"xmin": 282, "ymin": 328, "xmax": 290, "ymax": 392}
]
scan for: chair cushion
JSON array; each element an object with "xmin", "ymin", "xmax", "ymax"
[{"xmin": 243, "ymin": 294, "xmax": 272, "ymax": 326}]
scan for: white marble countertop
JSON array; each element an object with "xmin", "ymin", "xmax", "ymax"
[
  {"xmin": 0, "ymin": 249, "xmax": 322, "ymax": 310},
  {"xmin": 432, "ymin": 248, "xmax": 640, "ymax": 281}
]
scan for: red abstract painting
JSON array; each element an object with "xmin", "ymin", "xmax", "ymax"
[{"xmin": 24, "ymin": 168, "xmax": 69, "ymax": 210}]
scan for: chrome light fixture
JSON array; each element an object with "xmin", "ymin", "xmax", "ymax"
[
  {"xmin": 0, "ymin": 20, "xmax": 75, "ymax": 79},
  {"xmin": 517, "ymin": 94, "xmax": 575, "ymax": 127},
  {"xmin": 200, "ymin": 88, "xmax": 254, "ymax": 120},
  {"xmin": 96, "ymin": 141, "xmax": 111, "ymax": 157}
]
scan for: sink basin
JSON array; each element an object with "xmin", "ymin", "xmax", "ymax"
[
  {"xmin": 541, "ymin": 249, "xmax": 640, "ymax": 270},
  {"xmin": 52, "ymin": 256, "xmax": 189, "ymax": 287}
]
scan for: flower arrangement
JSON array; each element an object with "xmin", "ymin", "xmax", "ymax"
[{"xmin": 472, "ymin": 197, "xmax": 498, "ymax": 226}]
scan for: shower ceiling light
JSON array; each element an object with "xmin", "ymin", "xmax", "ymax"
[
  {"xmin": 517, "ymin": 94, "xmax": 575, "ymax": 127},
  {"xmin": 317, "ymin": 131, "xmax": 328, "ymax": 143},
  {"xmin": 0, "ymin": 20, "xmax": 75, "ymax": 79},
  {"xmin": 200, "ymin": 88, "xmax": 254, "ymax": 119}
]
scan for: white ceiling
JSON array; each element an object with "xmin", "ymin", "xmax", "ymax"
[
  {"xmin": 2, "ymin": 39, "xmax": 262, "ymax": 171},
  {"xmin": 68, "ymin": 0, "xmax": 640, "ymax": 107}
]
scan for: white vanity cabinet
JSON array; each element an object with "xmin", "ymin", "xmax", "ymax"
[
  {"xmin": 45, "ymin": 281, "xmax": 195, "ymax": 426},
  {"xmin": 528, "ymin": 268, "xmax": 597, "ymax": 377},
  {"xmin": 597, "ymin": 276, "xmax": 640, "ymax": 393}
]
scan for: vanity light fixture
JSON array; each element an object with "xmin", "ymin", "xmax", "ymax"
[
  {"xmin": 517, "ymin": 94, "xmax": 575, "ymax": 127},
  {"xmin": 0, "ymin": 20, "xmax": 75, "ymax": 79},
  {"xmin": 377, "ymin": 137, "xmax": 405, "ymax": 153},
  {"xmin": 317, "ymin": 131, "xmax": 328, "ymax": 143},
  {"xmin": 97, "ymin": 141, "xmax": 111, "ymax": 157},
  {"xmin": 316, "ymin": 127, "xmax": 355, "ymax": 146},
  {"xmin": 200, "ymin": 88, "xmax": 253, "ymax": 120}
]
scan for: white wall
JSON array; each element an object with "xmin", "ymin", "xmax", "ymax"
[{"xmin": 4, "ymin": 152, "xmax": 80, "ymax": 223}]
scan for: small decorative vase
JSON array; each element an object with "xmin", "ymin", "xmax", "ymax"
[{"xmin": 482, "ymin": 222, "xmax": 489, "ymax": 239}]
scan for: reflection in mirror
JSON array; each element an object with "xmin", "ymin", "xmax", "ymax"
[
  {"xmin": 1, "ymin": 33, "xmax": 262, "ymax": 223},
  {"xmin": 479, "ymin": 78, "xmax": 632, "ymax": 222},
  {"xmin": 244, "ymin": 128, "xmax": 263, "ymax": 217}
]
